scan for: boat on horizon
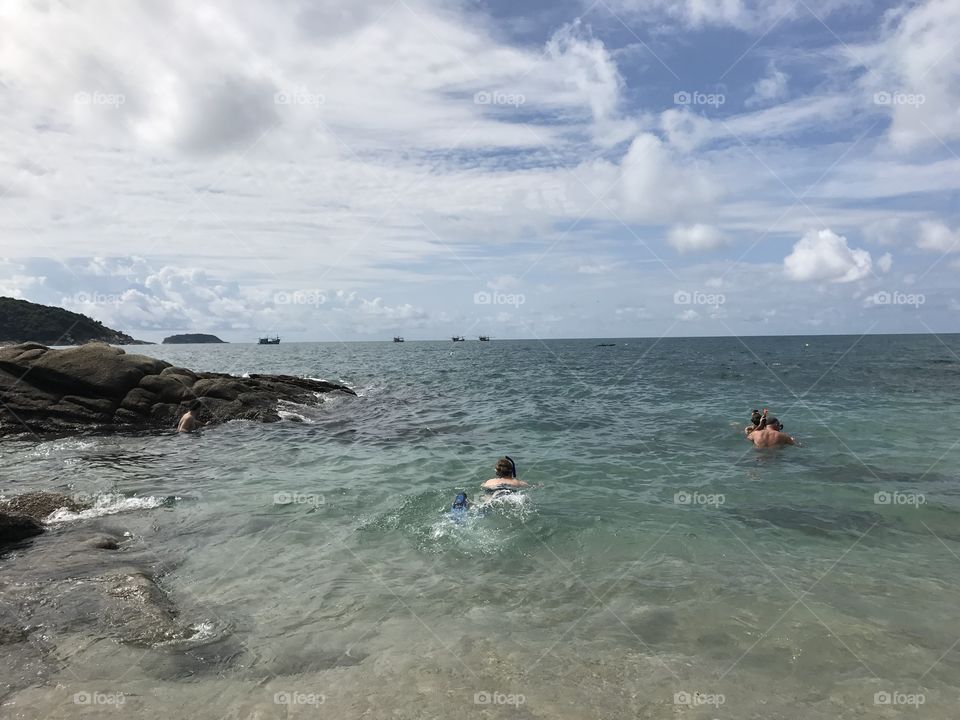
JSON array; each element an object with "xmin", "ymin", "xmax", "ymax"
[
  {"xmin": 451, "ymin": 335, "xmax": 465, "ymax": 342},
  {"xmin": 258, "ymin": 335, "xmax": 281, "ymax": 345},
  {"xmin": 478, "ymin": 335, "xmax": 490, "ymax": 341},
  {"xmin": 393, "ymin": 336, "xmax": 405, "ymax": 342}
]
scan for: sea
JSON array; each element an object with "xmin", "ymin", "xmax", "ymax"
[{"xmin": 2, "ymin": 334, "xmax": 960, "ymax": 718}]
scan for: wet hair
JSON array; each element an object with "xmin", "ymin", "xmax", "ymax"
[
  {"xmin": 495, "ymin": 457, "xmax": 515, "ymax": 478},
  {"xmin": 751, "ymin": 409, "xmax": 762, "ymax": 426}
]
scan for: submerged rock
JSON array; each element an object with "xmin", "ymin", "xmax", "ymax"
[
  {"xmin": 0, "ymin": 342, "xmax": 356, "ymax": 435},
  {"xmin": 0, "ymin": 512, "xmax": 44, "ymax": 546}
]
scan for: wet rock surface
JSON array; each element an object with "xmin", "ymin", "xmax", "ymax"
[{"xmin": 0, "ymin": 343, "xmax": 355, "ymax": 436}]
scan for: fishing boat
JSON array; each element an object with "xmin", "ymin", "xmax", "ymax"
[
  {"xmin": 478, "ymin": 335, "xmax": 490, "ymax": 341},
  {"xmin": 451, "ymin": 335, "xmax": 465, "ymax": 342},
  {"xmin": 393, "ymin": 336, "xmax": 404, "ymax": 342},
  {"xmin": 258, "ymin": 336, "xmax": 281, "ymax": 345}
]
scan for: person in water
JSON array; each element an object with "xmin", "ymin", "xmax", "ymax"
[
  {"xmin": 451, "ymin": 491, "xmax": 471, "ymax": 512},
  {"xmin": 481, "ymin": 456, "xmax": 530, "ymax": 494},
  {"xmin": 176, "ymin": 401, "xmax": 203, "ymax": 433},
  {"xmin": 747, "ymin": 409, "xmax": 798, "ymax": 447},
  {"xmin": 744, "ymin": 409, "xmax": 764, "ymax": 437}
]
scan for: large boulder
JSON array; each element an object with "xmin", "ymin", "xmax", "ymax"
[
  {"xmin": 0, "ymin": 343, "xmax": 355, "ymax": 436},
  {"xmin": 1, "ymin": 491, "xmax": 91, "ymax": 520}
]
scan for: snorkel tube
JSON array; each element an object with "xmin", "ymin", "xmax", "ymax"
[{"xmin": 504, "ymin": 455, "xmax": 517, "ymax": 478}]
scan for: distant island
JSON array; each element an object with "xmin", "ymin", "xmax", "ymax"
[
  {"xmin": 162, "ymin": 333, "xmax": 226, "ymax": 344},
  {"xmin": 0, "ymin": 296, "xmax": 147, "ymax": 346}
]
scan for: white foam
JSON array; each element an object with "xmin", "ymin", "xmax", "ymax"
[{"xmin": 45, "ymin": 493, "xmax": 166, "ymax": 523}]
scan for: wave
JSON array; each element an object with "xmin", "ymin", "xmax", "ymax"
[{"xmin": 45, "ymin": 492, "xmax": 167, "ymax": 523}]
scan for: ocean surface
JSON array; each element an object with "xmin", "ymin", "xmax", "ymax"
[{"xmin": 3, "ymin": 335, "xmax": 960, "ymax": 718}]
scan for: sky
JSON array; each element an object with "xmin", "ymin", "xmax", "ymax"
[{"xmin": 0, "ymin": 0, "xmax": 958, "ymax": 342}]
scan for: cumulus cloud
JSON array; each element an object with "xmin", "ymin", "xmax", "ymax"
[
  {"xmin": 916, "ymin": 221, "xmax": 960, "ymax": 253},
  {"xmin": 668, "ymin": 224, "xmax": 727, "ymax": 253},
  {"xmin": 783, "ymin": 229, "xmax": 878, "ymax": 283}
]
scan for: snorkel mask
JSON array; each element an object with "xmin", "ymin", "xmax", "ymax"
[{"xmin": 452, "ymin": 492, "xmax": 469, "ymax": 511}]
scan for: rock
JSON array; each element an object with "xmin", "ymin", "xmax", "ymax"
[
  {"xmin": 0, "ymin": 343, "xmax": 356, "ymax": 436},
  {"xmin": 83, "ymin": 534, "xmax": 121, "ymax": 550},
  {"xmin": 0, "ymin": 512, "xmax": 44, "ymax": 545},
  {"xmin": 1, "ymin": 491, "xmax": 91, "ymax": 521}
]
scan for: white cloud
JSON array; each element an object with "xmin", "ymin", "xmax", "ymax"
[
  {"xmin": 668, "ymin": 224, "xmax": 727, "ymax": 253},
  {"xmin": 746, "ymin": 63, "xmax": 789, "ymax": 107},
  {"xmin": 917, "ymin": 220, "xmax": 960, "ymax": 253},
  {"xmin": 855, "ymin": 0, "xmax": 960, "ymax": 150},
  {"xmin": 783, "ymin": 229, "xmax": 876, "ymax": 283}
]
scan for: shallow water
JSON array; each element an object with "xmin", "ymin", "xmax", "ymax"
[{"xmin": 2, "ymin": 335, "xmax": 960, "ymax": 718}]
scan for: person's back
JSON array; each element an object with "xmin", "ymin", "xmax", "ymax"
[
  {"xmin": 750, "ymin": 424, "xmax": 797, "ymax": 447},
  {"xmin": 176, "ymin": 408, "xmax": 200, "ymax": 433}
]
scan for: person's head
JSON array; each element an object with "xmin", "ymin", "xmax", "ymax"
[
  {"xmin": 185, "ymin": 399, "xmax": 203, "ymax": 415},
  {"xmin": 452, "ymin": 492, "xmax": 469, "ymax": 510},
  {"xmin": 495, "ymin": 457, "xmax": 515, "ymax": 478},
  {"xmin": 767, "ymin": 417, "xmax": 782, "ymax": 431},
  {"xmin": 751, "ymin": 409, "xmax": 762, "ymax": 426}
]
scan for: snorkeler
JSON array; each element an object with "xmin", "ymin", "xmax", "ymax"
[
  {"xmin": 747, "ymin": 409, "xmax": 798, "ymax": 447},
  {"xmin": 451, "ymin": 491, "xmax": 471, "ymax": 512},
  {"xmin": 481, "ymin": 456, "xmax": 530, "ymax": 495},
  {"xmin": 744, "ymin": 408, "xmax": 763, "ymax": 437}
]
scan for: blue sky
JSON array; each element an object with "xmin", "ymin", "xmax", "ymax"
[{"xmin": 0, "ymin": 0, "xmax": 958, "ymax": 341}]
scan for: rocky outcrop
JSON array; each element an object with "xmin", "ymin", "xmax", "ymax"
[
  {"xmin": 0, "ymin": 343, "xmax": 355, "ymax": 436},
  {"xmin": 1, "ymin": 491, "xmax": 91, "ymax": 520},
  {"xmin": 162, "ymin": 333, "xmax": 226, "ymax": 344}
]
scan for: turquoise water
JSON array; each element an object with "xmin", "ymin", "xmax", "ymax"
[{"xmin": 3, "ymin": 335, "xmax": 960, "ymax": 718}]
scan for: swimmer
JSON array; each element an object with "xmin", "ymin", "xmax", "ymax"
[
  {"xmin": 744, "ymin": 408, "xmax": 763, "ymax": 437},
  {"xmin": 481, "ymin": 456, "xmax": 531, "ymax": 495},
  {"xmin": 176, "ymin": 401, "xmax": 203, "ymax": 433},
  {"xmin": 451, "ymin": 491, "xmax": 471, "ymax": 512},
  {"xmin": 748, "ymin": 410, "xmax": 798, "ymax": 447}
]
